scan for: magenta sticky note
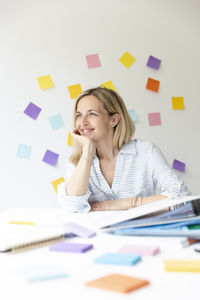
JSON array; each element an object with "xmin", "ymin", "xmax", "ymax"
[
  {"xmin": 86, "ymin": 54, "xmax": 101, "ymax": 68},
  {"xmin": 146, "ymin": 55, "xmax": 161, "ymax": 70},
  {"xmin": 148, "ymin": 112, "xmax": 161, "ymax": 126},
  {"xmin": 172, "ymin": 159, "xmax": 185, "ymax": 172},
  {"xmin": 49, "ymin": 241, "xmax": 93, "ymax": 253},
  {"xmin": 42, "ymin": 150, "xmax": 59, "ymax": 166},
  {"xmin": 24, "ymin": 102, "xmax": 42, "ymax": 120},
  {"xmin": 63, "ymin": 222, "xmax": 96, "ymax": 238},
  {"xmin": 118, "ymin": 245, "xmax": 159, "ymax": 256}
]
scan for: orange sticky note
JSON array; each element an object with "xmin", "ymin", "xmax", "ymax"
[
  {"xmin": 85, "ymin": 273, "xmax": 149, "ymax": 294},
  {"xmin": 100, "ymin": 80, "xmax": 117, "ymax": 91},
  {"xmin": 67, "ymin": 132, "xmax": 73, "ymax": 146},
  {"xmin": 172, "ymin": 97, "xmax": 185, "ymax": 110},
  {"xmin": 119, "ymin": 51, "xmax": 136, "ymax": 68},
  {"xmin": 37, "ymin": 75, "xmax": 54, "ymax": 90},
  {"xmin": 52, "ymin": 177, "xmax": 65, "ymax": 193},
  {"xmin": 68, "ymin": 84, "xmax": 82, "ymax": 99},
  {"xmin": 146, "ymin": 77, "xmax": 160, "ymax": 92}
]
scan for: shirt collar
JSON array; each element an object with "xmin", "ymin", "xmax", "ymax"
[{"xmin": 119, "ymin": 139, "xmax": 137, "ymax": 155}]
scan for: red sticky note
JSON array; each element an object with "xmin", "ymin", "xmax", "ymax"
[
  {"xmin": 148, "ymin": 112, "xmax": 161, "ymax": 126},
  {"xmin": 146, "ymin": 77, "xmax": 160, "ymax": 92}
]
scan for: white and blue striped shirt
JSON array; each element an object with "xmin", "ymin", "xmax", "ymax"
[{"xmin": 58, "ymin": 139, "xmax": 190, "ymax": 213}]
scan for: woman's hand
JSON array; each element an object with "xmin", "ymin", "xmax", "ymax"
[{"xmin": 72, "ymin": 128, "xmax": 97, "ymax": 158}]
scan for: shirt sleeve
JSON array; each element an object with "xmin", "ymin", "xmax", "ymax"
[
  {"xmin": 150, "ymin": 143, "xmax": 191, "ymax": 197},
  {"xmin": 57, "ymin": 162, "xmax": 91, "ymax": 213}
]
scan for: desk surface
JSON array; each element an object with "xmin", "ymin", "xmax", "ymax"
[{"xmin": 0, "ymin": 208, "xmax": 200, "ymax": 300}]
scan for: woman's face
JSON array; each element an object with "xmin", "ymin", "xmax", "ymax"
[{"xmin": 75, "ymin": 95, "xmax": 115, "ymax": 142}]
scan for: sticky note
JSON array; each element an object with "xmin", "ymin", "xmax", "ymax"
[
  {"xmin": 146, "ymin": 55, "xmax": 161, "ymax": 70},
  {"xmin": 164, "ymin": 260, "xmax": 200, "ymax": 272},
  {"xmin": 67, "ymin": 132, "xmax": 73, "ymax": 146},
  {"xmin": 42, "ymin": 150, "xmax": 59, "ymax": 166},
  {"xmin": 63, "ymin": 222, "xmax": 96, "ymax": 238},
  {"xmin": 119, "ymin": 51, "xmax": 136, "ymax": 68},
  {"xmin": 118, "ymin": 245, "xmax": 159, "ymax": 256},
  {"xmin": 85, "ymin": 273, "xmax": 149, "ymax": 294},
  {"xmin": 49, "ymin": 241, "xmax": 93, "ymax": 253},
  {"xmin": 51, "ymin": 177, "xmax": 65, "ymax": 193},
  {"xmin": 24, "ymin": 102, "xmax": 42, "ymax": 120},
  {"xmin": 148, "ymin": 112, "xmax": 161, "ymax": 126},
  {"xmin": 48, "ymin": 114, "xmax": 65, "ymax": 130},
  {"xmin": 172, "ymin": 159, "xmax": 185, "ymax": 172},
  {"xmin": 94, "ymin": 253, "xmax": 141, "ymax": 266},
  {"xmin": 146, "ymin": 77, "xmax": 160, "ymax": 92},
  {"xmin": 172, "ymin": 97, "xmax": 185, "ymax": 110},
  {"xmin": 128, "ymin": 109, "xmax": 138, "ymax": 122},
  {"xmin": 17, "ymin": 144, "xmax": 32, "ymax": 159},
  {"xmin": 100, "ymin": 80, "xmax": 117, "ymax": 91},
  {"xmin": 86, "ymin": 54, "xmax": 101, "ymax": 68},
  {"xmin": 68, "ymin": 84, "xmax": 82, "ymax": 99},
  {"xmin": 37, "ymin": 75, "xmax": 54, "ymax": 90},
  {"xmin": 19, "ymin": 265, "xmax": 68, "ymax": 282}
]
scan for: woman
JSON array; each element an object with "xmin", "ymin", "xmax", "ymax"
[{"xmin": 58, "ymin": 87, "xmax": 190, "ymax": 212}]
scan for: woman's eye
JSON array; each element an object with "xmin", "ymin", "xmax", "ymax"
[
  {"xmin": 76, "ymin": 114, "xmax": 81, "ymax": 118},
  {"xmin": 89, "ymin": 112, "xmax": 96, "ymax": 116}
]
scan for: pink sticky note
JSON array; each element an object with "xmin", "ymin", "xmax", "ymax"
[
  {"xmin": 86, "ymin": 54, "xmax": 101, "ymax": 68},
  {"xmin": 118, "ymin": 245, "xmax": 159, "ymax": 256},
  {"xmin": 148, "ymin": 112, "xmax": 161, "ymax": 126}
]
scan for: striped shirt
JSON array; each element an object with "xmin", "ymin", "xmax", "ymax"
[{"xmin": 57, "ymin": 139, "xmax": 191, "ymax": 213}]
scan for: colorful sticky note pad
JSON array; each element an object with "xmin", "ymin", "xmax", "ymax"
[
  {"xmin": 85, "ymin": 273, "xmax": 149, "ymax": 294},
  {"xmin": 16, "ymin": 144, "xmax": 32, "ymax": 159},
  {"xmin": 37, "ymin": 75, "xmax": 54, "ymax": 90},
  {"xmin": 24, "ymin": 102, "xmax": 42, "ymax": 120},
  {"xmin": 172, "ymin": 97, "xmax": 185, "ymax": 110},
  {"xmin": 51, "ymin": 177, "xmax": 65, "ymax": 193},
  {"xmin": 48, "ymin": 114, "xmax": 65, "ymax": 130},
  {"xmin": 67, "ymin": 132, "xmax": 73, "ymax": 146},
  {"xmin": 128, "ymin": 109, "xmax": 138, "ymax": 122},
  {"xmin": 118, "ymin": 245, "xmax": 159, "ymax": 256},
  {"xmin": 86, "ymin": 54, "xmax": 101, "ymax": 68},
  {"xmin": 164, "ymin": 260, "xmax": 200, "ymax": 272},
  {"xmin": 94, "ymin": 253, "xmax": 141, "ymax": 266},
  {"xmin": 100, "ymin": 80, "xmax": 117, "ymax": 91},
  {"xmin": 119, "ymin": 51, "xmax": 136, "ymax": 68},
  {"xmin": 148, "ymin": 112, "xmax": 161, "ymax": 126},
  {"xmin": 63, "ymin": 222, "xmax": 96, "ymax": 238},
  {"xmin": 146, "ymin": 55, "xmax": 161, "ymax": 70},
  {"xmin": 146, "ymin": 77, "xmax": 160, "ymax": 92},
  {"xmin": 68, "ymin": 84, "xmax": 82, "ymax": 99},
  {"xmin": 19, "ymin": 265, "xmax": 68, "ymax": 282},
  {"xmin": 42, "ymin": 150, "xmax": 59, "ymax": 166},
  {"xmin": 49, "ymin": 241, "xmax": 93, "ymax": 253},
  {"xmin": 172, "ymin": 159, "xmax": 185, "ymax": 172}
]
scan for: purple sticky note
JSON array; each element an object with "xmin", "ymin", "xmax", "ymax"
[
  {"xmin": 49, "ymin": 241, "xmax": 93, "ymax": 253},
  {"xmin": 173, "ymin": 159, "xmax": 185, "ymax": 172},
  {"xmin": 118, "ymin": 245, "xmax": 159, "ymax": 256},
  {"xmin": 86, "ymin": 54, "xmax": 101, "ymax": 68},
  {"xmin": 24, "ymin": 102, "xmax": 42, "ymax": 120},
  {"xmin": 63, "ymin": 222, "xmax": 96, "ymax": 238},
  {"xmin": 148, "ymin": 112, "xmax": 161, "ymax": 126},
  {"xmin": 146, "ymin": 55, "xmax": 161, "ymax": 70},
  {"xmin": 42, "ymin": 150, "xmax": 59, "ymax": 166}
]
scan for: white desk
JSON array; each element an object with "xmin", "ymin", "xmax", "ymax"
[{"xmin": 0, "ymin": 208, "xmax": 199, "ymax": 300}]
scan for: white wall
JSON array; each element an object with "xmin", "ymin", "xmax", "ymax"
[{"xmin": 0, "ymin": 0, "xmax": 200, "ymax": 211}]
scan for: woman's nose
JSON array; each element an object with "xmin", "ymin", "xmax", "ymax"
[{"xmin": 81, "ymin": 115, "xmax": 88, "ymax": 126}]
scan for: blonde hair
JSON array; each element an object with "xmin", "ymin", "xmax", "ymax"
[{"xmin": 69, "ymin": 87, "xmax": 135, "ymax": 165}]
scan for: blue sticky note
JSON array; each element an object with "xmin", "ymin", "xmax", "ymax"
[
  {"xmin": 128, "ymin": 109, "xmax": 138, "ymax": 122},
  {"xmin": 19, "ymin": 265, "xmax": 69, "ymax": 282},
  {"xmin": 16, "ymin": 144, "xmax": 32, "ymax": 159},
  {"xmin": 48, "ymin": 114, "xmax": 65, "ymax": 130},
  {"xmin": 94, "ymin": 253, "xmax": 141, "ymax": 266}
]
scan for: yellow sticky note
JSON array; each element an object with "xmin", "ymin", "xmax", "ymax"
[
  {"xmin": 100, "ymin": 80, "xmax": 117, "ymax": 91},
  {"xmin": 68, "ymin": 84, "xmax": 82, "ymax": 99},
  {"xmin": 37, "ymin": 75, "xmax": 54, "ymax": 90},
  {"xmin": 67, "ymin": 132, "xmax": 73, "ymax": 146},
  {"xmin": 52, "ymin": 177, "xmax": 65, "ymax": 194},
  {"xmin": 172, "ymin": 97, "xmax": 185, "ymax": 110},
  {"xmin": 119, "ymin": 51, "xmax": 136, "ymax": 68},
  {"xmin": 164, "ymin": 260, "xmax": 200, "ymax": 273}
]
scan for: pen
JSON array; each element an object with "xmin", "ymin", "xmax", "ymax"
[
  {"xmin": 8, "ymin": 221, "xmax": 36, "ymax": 226},
  {"xmin": 181, "ymin": 238, "xmax": 200, "ymax": 248}
]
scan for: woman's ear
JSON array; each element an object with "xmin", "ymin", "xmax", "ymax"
[{"xmin": 111, "ymin": 113, "xmax": 120, "ymax": 127}]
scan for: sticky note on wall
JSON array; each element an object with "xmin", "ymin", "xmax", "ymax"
[
  {"xmin": 37, "ymin": 75, "xmax": 54, "ymax": 90},
  {"xmin": 48, "ymin": 114, "xmax": 65, "ymax": 130},
  {"xmin": 68, "ymin": 84, "xmax": 82, "ymax": 99},
  {"xmin": 148, "ymin": 112, "xmax": 161, "ymax": 126},
  {"xmin": 24, "ymin": 102, "xmax": 42, "ymax": 120},
  {"xmin": 128, "ymin": 109, "xmax": 138, "ymax": 122},
  {"xmin": 172, "ymin": 159, "xmax": 185, "ymax": 172},
  {"xmin": 52, "ymin": 177, "xmax": 65, "ymax": 193},
  {"xmin": 146, "ymin": 55, "xmax": 161, "ymax": 70},
  {"xmin": 119, "ymin": 51, "xmax": 136, "ymax": 68},
  {"xmin": 172, "ymin": 97, "xmax": 185, "ymax": 110},
  {"xmin": 86, "ymin": 54, "xmax": 101, "ymax": 68},
  {"xmin": 17, "ymin": 144, "xmax": 32, "ymax": 159},
  {"xmin": 67, "ymin": 132, "xmax": 73, "ymax": 146},
  {"xmin": 100, "ymin": 80, "xmax": 117, "ymax": 91},
  {"xmin": 146, "ymin": 77, "xmax": 160, "ymax": 92},
  {"xmin": 42, "ymin": 150, "xmax": 59, "ymax": 166}
]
